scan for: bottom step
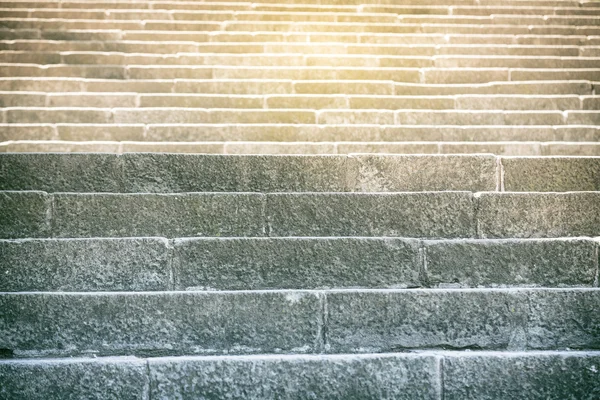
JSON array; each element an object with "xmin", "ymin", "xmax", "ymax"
[{"xmin": 1, "ymin": 352, "xmax": 599, "ymax": 400}]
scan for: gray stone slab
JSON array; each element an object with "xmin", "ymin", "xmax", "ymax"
[
  {"xmin": 502, "ymin": 157, "xmax": 600, "ymax": 192},
  {"xmin": 266, "ymin": 192, "xmax": 476, "ymax": 238},
  {"xmin": 122, "ymin": 154, "xmax": 350, "ymax": 193},
  {"xmin": 0, "ymin": 291, "xmax": 321, "ymax": 357},
  {"xmin": 476, "ymin": 192, "xmax": 600, "ymax": 238},
  {"xmin": 51, "ymin": 193, "xmax": 265, "ymax": 238},
  {"xmin": 0, "ymin": 357, "xmax": 148, "ymax": 400},
  {"xmin": 0, "ymin": 191, "xmax": 50, "ymax": 239},
  {"xmin": 325, "ymin": 289, "xmax": 529, "ymax": 353},
  {"xmin": 424, "ymin": 239, "xmax": 598, "ymax": 288},
  {"xmin": 149, "ymin": 353, "xmax": 440, "ymax": 400},
  {"xmin": 172, "ymin": 237, "xmax": 421, "ymax": 290},
  {"xmin": 0, "ymin": 153, "xmax": 123, "ymax": 192},
  {"xmin": 443, "ymin": 352, "xmax": 600, "ymax": 400},
  {"xmin": 525, "ymin": 289, "xmax": 600, "ymax": 350},
  {"xmin": 0, "ymin": 238, "xmax": 170, "ymax": 291},
  {"xmin": 348, "ymin": 154, "xmax": 497, "ymax": 192}
]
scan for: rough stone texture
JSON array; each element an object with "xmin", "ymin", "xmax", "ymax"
[
  {"xmin": 0, "ymin": 191, "xmax": 50, "ymax": 239},
  {"xmin": 0, "ymin": 357, "xmax": 148, "ymax": 400},
  {"xmin": 51, "ymin": 193, "xmax": 265, "ymax": 238},
  {"xmin": 476, "ymin": 192, "xmax": 600, "ymax": 238},
  {"xmin": 502, "ymin": 157, "xmax": 600, "ymax": 192},
  {"xmin": 0, "ymin": 238, "xmax": 170, "ymax": 291},
  {"xmin": 424, "ymin": 239, "xmax": 598, "ymax": 288},
  {"xmin": 0, "ymin": 153, "xmax": 123, "ymax": 192},
  {"xmin": 172, "ymin": 237, "xmax": 421, "ymax": 290},
  {"xmin": 149, "ymin": 354, "xmax": 440, "ymax": 400},
  {"xmin": 266, "ymin": 192, "xmax": 476, "ymax": 238},
  {"xmin": 122, "ymin": 154, "xmax": 350, "ymax": 192},
  {"xmin": 325, "ymin": 289, "xmax": 529, "ymax": 353},
  {"xmin": 0, "ymin": 291, "xmax": 321, "ymax": 357},
  {"xmin": 443, "ymin": 352, "xmax": 600, "ymax": 400},
  {"xmin": 348, "ymin": 154, "xmax": 497, "ymax": 192}
]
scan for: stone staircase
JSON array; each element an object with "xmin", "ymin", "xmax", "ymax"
[{"xmin": 1, "ymin": 0, "xmax": 600, "ymax": 399}]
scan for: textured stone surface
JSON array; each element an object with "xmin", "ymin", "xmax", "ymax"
[
  {"xmin": 51, "ymin": 193, "xmax": 265, "ymax": 238},
  {"xmin": 266, "ymin": 192, "xmax": 476, "ymax": 238},
  {"xmin": 477, "ymin": 192, "xmax": 600, "ymax": 238},
  {"xmin": 348, "ymin": 154, "xmax": 497, "ymax": 192},
  {"xmin": 0, "ymin": 238, "xmax": 170, "ymax": 291},
  {"xmin": 0, "ymin": 357, "xmax": 148, "ymax": 400},
  {"xmin": 0, "ymin": 191, "xmax": 50, "ymax": 239},
  {"xmin": 443, "ymin": 352, "xmax": 600, "ymax": 400},
  {"xmin": 502, "ymin": 157, "xmax": 600, "ymax": 192},
  {"xmin": 325, "ymin": 289, "xmax": 529, "ymax": 353},
  {"xmin": 172, "ymin": 237, "xmax": 421, "ymax": 290},
  {"xmin": 0, "ymin": 291, "xmax": 321, "ymax": 357},
  {"xmin": 122, "ymin": 154, "xmax": 350, "ymax": 192},
  {"xmin": 424, "ymin": 239, "xmax": 598, "ymax": 288},
  {"xmin": 0, "ymin": 153, "xmax": 123, "ymax": 192},
  {"xmin": 149, "ymin": 353, "xmax": 440, "ymax": 400}
]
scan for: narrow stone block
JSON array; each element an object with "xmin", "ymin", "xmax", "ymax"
[
  {"xmin": 0, "ymin": 291, "xmax": 321, "ymax": 357},
  {"xmin": 122, "ymin": 154, "xmax": 349, "ymax": 193},
  {"xmin": 51, "ymin": 193, "xmax": 265, "ymax": 238},
  {"xmin": 172, "ymin": 237, "xmax": 421, "ymax": 290},
  {"xmin": 443, "ymin": 352, "xmax": 600, "ymax": 400},
  {"xmin": 149, "ymin": 353, "xmax": 440, "ymax": 400},
  {"xmin": 0, "ymin": 357, "xmax": 148, "ymax": 400},
  {"xmin": 267, "ymin": 192, "xmax": 475, "ymax": 238},
  {"xmin": 477, "ymin": 192, "xmax": 600, "ymax": 238},
  {"xmin": 0, "ymin": 191, "xmax": 50, "ymax": 239},
  {"xmin": 424, "ymin": 239, "xmax": 598, "ymax": 287},
  {"xmin": 0, "ymin": 238, "xmax": 170, "ymax": 291},
  {"xmin": 502, "ymin": 157, "xmax": 600, "ymax": 192},
  {"xmin": 0, "ymin": 154, "xmax": 123, "ymax": 192},
  {"xmin": 348, "ymin": 154, "xmax": 497, "ymax": 192}
]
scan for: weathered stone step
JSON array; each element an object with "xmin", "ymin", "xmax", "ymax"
[
  {"xmin": 3, "ymin": 64, "xmax": 600, "ymax": 83},
  {"xmin": 3, "ymin": 140, "xmax": 599, "ymax": 156},
  {"xmin": 1, "ymin": 237, "xmax": 597, "ymax": 291},
  {"xmin": 1, "ymin": 288, "xmax": 598, "ymax": 357},
  {"xmin": 0, "ymin": 78, "xmax": 593, "ymax": 96},
  {"xmin": 4, "ymin": 18, "xmax": 600, "ymax": 35},
  {"xmin": 3, "ymin": 9, "xmax": 600, "ymax": 25},
  {"xmin": 2, "ymin": 123, "xmax": 598, "ymax": 142},
  {"xmin": 3, "ymin": 92, "xmax": 597, "ymax": 110},
  {"xmin": 4, "ymin": 107, "xmax": 600, "ymax": 125},
  {"xmin": 2, "ymin": 191, "xmax": 598, "ymax": 239},
  {"xmin": 2, "ymin": 153, "xmax": 598, "ymax": 193},
  {"xmin": 3, "ymin": 52, "xmax": 600, "ymax": 70},
  {"xmin": 2, "ymin": 352, "xmax": 599, "ymax": 400}
]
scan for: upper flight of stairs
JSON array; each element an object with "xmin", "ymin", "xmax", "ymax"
[{"xmin": 1, "ymin": 0, "xmax": 600, "ymax": 399}]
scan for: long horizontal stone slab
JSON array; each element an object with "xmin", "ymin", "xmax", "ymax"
[
  {"xmin": 2, "ymin": 123, "xmax": 598, "ymax": 143},
  {"xmin": 1, "ymin": 237, "xmax": 596, "ymax": 291},
  {"xmin": 0, "ymin": 291, "xmax": 322, "ymax": 357},
  {"xmin": 326, "ymin": 288, "xmax": 600, "ymax": 352},
  {"xmin": 0, "ymin": 357, "xmax": 148, "ymax": 400}
]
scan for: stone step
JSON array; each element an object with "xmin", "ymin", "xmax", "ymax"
[
  {"xmin": 3, "ymin": 92, "xmax": 598, "ymax": 110},
  {"xmin": 0, "ymin": 78, "xmax": 594, "ymax": 96},
  {"xmin": 2, "ymin": 191, "xmax": 598, "ymax": 238},
  {"xmin": 3, "ymin": 64, "xmax": 600, "ymax": 83},
  {"xmin": 3, "ymin": 9, "xmax": 600, "ymax": 25},
  {"xmin": 1, "ymin": 288, "xmax": 598, "ymax": 357},
  {"xmin": 2, "ymin": 351, "xmax": 599, "ymax": 399},
  {"xmin": 3, "ymin": 52, "xmax": 600, "ymax": 69},
  {"xmin": 3, "ymin": 140, "xmax": 599, "ymax": 156},
  {"xmin": 4, "ymin": 18, "xmax": 600, "ymax": 35},
  {"xmin": 2, "ymin": 123, "xmax": 599, "ymax": 142},
  {"xmin": 4, "ymin": 107, "xmax": 600, "ymax": 125},
  {"xmin": 2, "ymin": 153, "xmax": 599, "ymax": 193},
  {"xmin": 0, "ymin": 237, "xmax": 597, "ymax": 291}
]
